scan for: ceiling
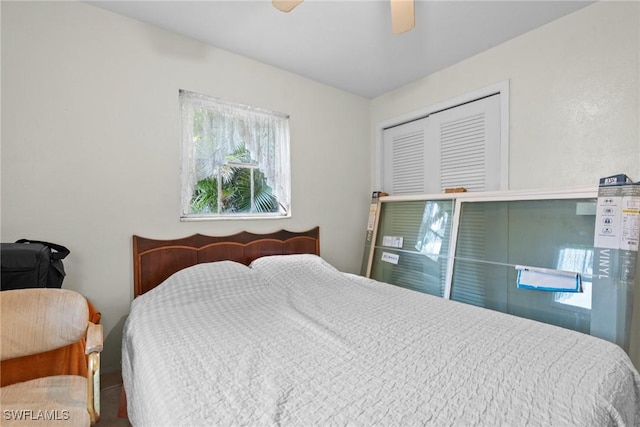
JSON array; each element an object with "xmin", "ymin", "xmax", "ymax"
[{"xmin": 86, "ymin": 0, "xmax": 593, "ymax": 99}]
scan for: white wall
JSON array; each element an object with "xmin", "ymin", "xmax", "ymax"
[
  {"xmin": 370, "ymin": 0, "xmax": 640, "ymax": 368},
  {"xmin": 371, "ymin": 1, "xmax": 639, "ymax": 190},
  {"xmin": 1, "ymin": 1, "xmax": 371, "ymax": 372}
]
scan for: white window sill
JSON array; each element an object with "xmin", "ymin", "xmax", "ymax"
[{"xmin": 180, "ymin": 213, "xmax": 291, "ymax": 222}]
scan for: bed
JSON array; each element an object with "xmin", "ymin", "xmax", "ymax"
[{"xmin": 122, "ymin": 228, "xmax": 640, "ymax": 426}]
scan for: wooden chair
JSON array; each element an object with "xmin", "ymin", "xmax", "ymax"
[{"xmin": 1, "ymin": 288, "xmax": 103, "ymax": 426}]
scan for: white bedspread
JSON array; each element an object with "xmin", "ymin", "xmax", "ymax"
[{"xmin": 122, "ymin": 255, "xmax": 640, "ymax": 426}]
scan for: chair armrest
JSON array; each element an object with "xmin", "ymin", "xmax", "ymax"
[
  {"xmin": 86, "ymin": 322, "xmax": 102, "ymax": 424},
  {"xmin": 85, "ymin": 322, "xmax": 103, "ymax": 354},
  {"xmin": 87, "ymin": 351, "xmax": 101, "ymax": 424}
]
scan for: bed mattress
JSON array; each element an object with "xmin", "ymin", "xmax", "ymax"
[{"xmin": 122, "ymin": 254, "xmax": 640, "ymax": 426}]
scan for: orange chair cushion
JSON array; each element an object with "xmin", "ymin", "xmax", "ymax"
[{"xmin": 0, "ymin": 301, "xmax": 101, "ymax": 387}]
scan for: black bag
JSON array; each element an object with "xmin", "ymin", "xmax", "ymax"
[{"xmin": 1, "ymin": 240, "xmax": 70, "ymax": 291}]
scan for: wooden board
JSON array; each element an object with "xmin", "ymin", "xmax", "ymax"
[{"xmin": 132, "ymin": 227, "xmax": 320, "ymax": 297}]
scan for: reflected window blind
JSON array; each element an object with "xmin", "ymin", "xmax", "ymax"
[
  {"xmin": 374, "ymin": 201, "xmax": 430, "ymax": 293},
  {"xmin": 450, "ymin": 205, "xmax": 487, "ymax": 307},
  {"xmin": 372, "ymin": 200, "xmax": 453, "ymax": 298},
  {"xmin": 383, "ymin": 202, "xmax": 428, "ymax": 292},
  {"xmin": 383, "ymin": 202, "xmax": 424, "ymax": 249}
]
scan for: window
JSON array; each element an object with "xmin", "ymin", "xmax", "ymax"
[
  {"xmin": 180, "ymin": 90, "xmax": 290, "ymax": 220},
  {"xmin": 370, "ymin": 199, "xmax": 455, "ymax": 298},
  {"xmin": 367, "ymin": 190, "xmax": 631, "ymax": 346}
]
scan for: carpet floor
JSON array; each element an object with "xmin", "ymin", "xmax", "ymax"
[{"xmin": 97, "ymin": 371, "xmax": 130, "ymax": 427}]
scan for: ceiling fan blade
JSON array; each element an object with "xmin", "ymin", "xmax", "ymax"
[
  {"xmin": 390, "ymin": 0, "xmax": 415, "ymax": 34},
  {"xmin": 272, "ymin": 0, "xmax": 303, "ymax": 13}
]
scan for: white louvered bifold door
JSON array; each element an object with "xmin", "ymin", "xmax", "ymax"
[
  {"xmin": 382, "ymin": 94, "xmax": 501, "ymax": 195},
  {"xmin": 427, "ymin": 94, "xmax": 501, "ymax": 192},
  {"xmin": 382, "ymin": 117, "xmax": 434, "ymax": 195}
]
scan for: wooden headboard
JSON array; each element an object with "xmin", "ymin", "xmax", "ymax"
[{"xmin": 132, "ymin": 227, "xmax": 320, "ymax": 297}]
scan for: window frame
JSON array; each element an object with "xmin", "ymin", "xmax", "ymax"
[
  {"xmin": 179, "ymin": 90, "xmax": 291, "ymax": 221},
  {"xmin": 366, "ymin": 186, "xmax": 639, "ymax": 351}
]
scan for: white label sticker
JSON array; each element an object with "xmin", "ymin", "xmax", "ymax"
[
  {"xmin": 594, "ymin": 195, "xmax": 622, "ymax": 249},
  {"xmin": 382, "ymin": 236, "xmax": 404, "ymax": 248},
  {"xmin": 381, "ymin": 252, "xmax": 399, "ymax": 264},
  {"xmin": 366, "ymin": 203, "xmax": 377, "ymax": 231},
  {"xmin": 621, "ymin": 194, "xmax": 640, "ymax": 251}
]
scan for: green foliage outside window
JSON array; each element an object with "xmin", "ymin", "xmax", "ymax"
[{"xmin": 190, "ymin": 144, "xmax": 278, "ymax": 214}]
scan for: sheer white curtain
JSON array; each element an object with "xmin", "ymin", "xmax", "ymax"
[{"xmin": 180, "ymin": 90, "xmax": 290, "ymax": 217}]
